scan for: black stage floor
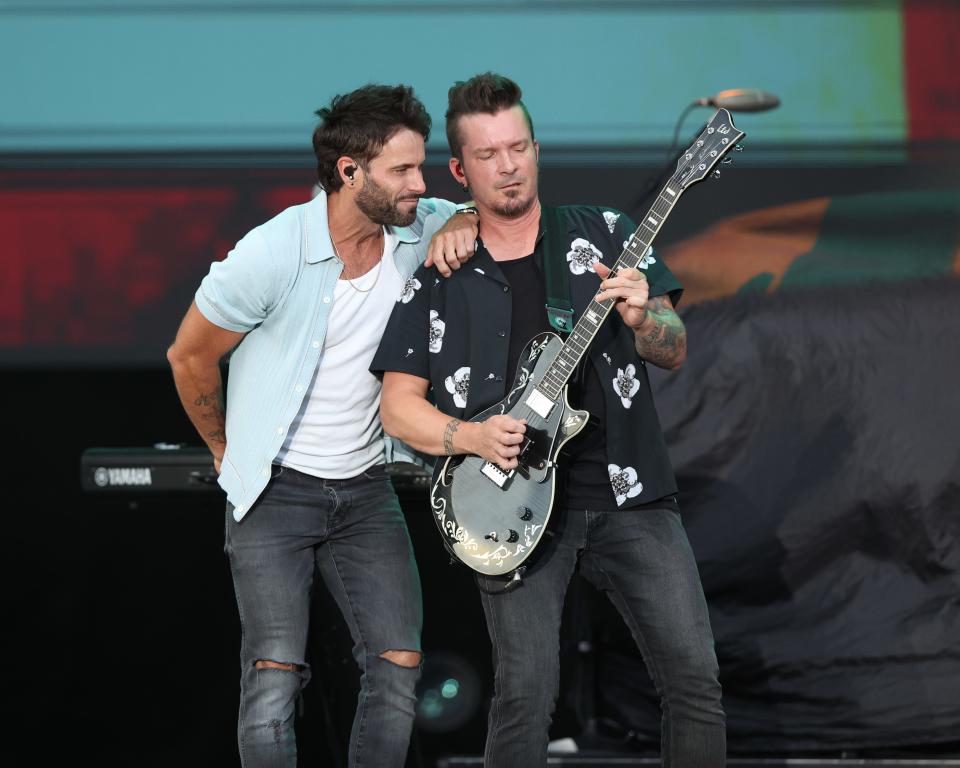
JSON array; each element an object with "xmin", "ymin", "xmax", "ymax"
[{"xmin": 439, "ymin": 759, "xmax": 960, "ymax": 767}]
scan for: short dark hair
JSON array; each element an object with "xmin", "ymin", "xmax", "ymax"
[
  {"xmin": 445, "ymin": 72, "xmax": 535, "ymax": 159},
  {"xmin": 312, "ymin": 84, "xmax": 431, "ymax": 192}
]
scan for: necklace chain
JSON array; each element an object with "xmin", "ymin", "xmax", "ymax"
[{"xmin": 331, "ymin": 229, "xmax": 384, "ymax": 293}]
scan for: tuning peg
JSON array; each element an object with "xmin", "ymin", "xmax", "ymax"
[
  {"xmin": 721, "ymin": 157, "xmax": 733, "ymax": 164},
  {"xmin": 735, "ymin": 145, "xmax": 744, "ymax": 152},
  {"xmin": 712, "ymin": 169, "xmax": 721, "ymax": 179}
]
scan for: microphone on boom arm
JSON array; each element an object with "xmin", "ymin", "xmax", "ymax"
[
  {"xmin": 695, "ymin": 88, "xmax": 780, "ymax": 113},
  {"xmin": 628, "ymin": 88, "xmax": 780, "ymax": 216}
]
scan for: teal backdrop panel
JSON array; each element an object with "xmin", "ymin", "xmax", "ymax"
[{"xmin": 0, "ymin": 1, "xmax": 905, "ymax": 152}]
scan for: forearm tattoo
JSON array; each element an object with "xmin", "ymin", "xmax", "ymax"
[
  {"xmin": 443, "ymin": 418, "xmax": 462, "ymax": 456},
  {"xmin": 195, "ymin": 389, "xmax": 226, "ymax": 445},
  {"xmin": 635, "ymin": 296, "xmax": 687, "ymax": 368}
]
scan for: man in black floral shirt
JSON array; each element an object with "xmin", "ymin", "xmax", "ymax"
[{"xmin": 372, "ymin": 73, "xmax": 724, "ymax": 767}]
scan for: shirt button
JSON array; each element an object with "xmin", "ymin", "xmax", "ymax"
[
  {"xmin": 312, "ymin": 340, "xmax": 320, "ymax": 349},
  {"xmin": 276, "ymin": 427, "xmax": 284, "ymax": 435},
  {"xmin": 295, "ymin": 384, "xmax": 304, "ymax": 393},
  {"xmin": 323, "ymin": 296, "xmax": 331, "ymax": 304},
  {"xmin": 236, "ymin": 504, "xmax": 246, "ymax": 514},
  {"xmin": 261, "ymin": 468, "xmax": 270, "ymax": 478},
  {"xmin": 503, "ymin": 285, "xmax": 510, "ymax": 293},
  {"xmin": 497, "ymin": 331, "xmax": 506, "ymax": 338}
]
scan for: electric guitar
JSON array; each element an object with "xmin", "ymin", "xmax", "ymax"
[{"xmin": 430, "ymin": 108, "xmax": 746, "ymax": 577}]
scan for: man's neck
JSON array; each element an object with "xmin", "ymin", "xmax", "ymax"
[
  {"xmin": 478, "ymin": 199, "xmax": 542, "ymax": 261},
  {"xmin": 326, "ymin": 189, "xmax": 382, "ymax": 248}
]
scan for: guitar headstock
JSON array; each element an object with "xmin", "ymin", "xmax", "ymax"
[{"xmin": 673, "ymin": 108, "xmax": 745, "ymax": 189}]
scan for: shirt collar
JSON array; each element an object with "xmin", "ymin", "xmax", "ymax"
[
  {"xmin": 304, "ymin": 189, "xmax": 336, "ymax": 264},
  {"xmin": 303, "ymin": 189, "xmax": 419, "ymax": 265}
]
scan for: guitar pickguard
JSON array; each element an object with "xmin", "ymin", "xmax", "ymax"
[{"xmin": 430, "ymin": 333, "xmax": 588, "ymax": 575}]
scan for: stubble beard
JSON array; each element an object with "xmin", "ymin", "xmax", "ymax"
[
  {"xmin": 355, "ymin": 175, "xmax": 419, "ymax": 227},
  {"xmin": 465, "ymin": 173, "xmax": 538, "ymax": 218},
  {"xmin": 491, "ymin": 187, "xmax": 537, "ymax": 218}
]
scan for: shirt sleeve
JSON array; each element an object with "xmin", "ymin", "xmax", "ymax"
[
  {"xmin": 195, "ymin": 228, "xmax": 282, "ymax": 332},
  {"xmin": 370, "ymin": 262, "xmax": 435, "ymax": 380},
  {"xmin": 409, "ymin": 197, "xmax": 457, "ymax": 238},
  {"xmin": 612, "ymin": 210, "xmax": 684, "ymax": 307}
]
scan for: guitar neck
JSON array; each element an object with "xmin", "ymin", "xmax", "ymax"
[{"xmin": 535, "ymin": 185, "xmax": 684, "ymax": 401}]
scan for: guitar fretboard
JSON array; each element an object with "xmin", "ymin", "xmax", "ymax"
[
  {"xmin": 531, "ymin": 107, "xmax": 743, "ymax": 402},
  {"xmin": 535, "ymin": 184, "xmax": 682, "ymax": 401}
]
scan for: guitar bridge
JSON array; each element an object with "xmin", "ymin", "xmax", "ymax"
[{"xmin": 480, "ymin": 461, "xmax": 515, "ymax": 488}]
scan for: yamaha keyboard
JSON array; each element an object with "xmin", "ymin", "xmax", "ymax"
[{"xmin": 81, "ymin": 445, "xmax": 431, "ymax": 493}]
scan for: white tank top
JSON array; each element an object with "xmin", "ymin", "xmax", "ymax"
[{"xmin": 276, "ymin": 229, "xmax": 404, "ymax": 478}]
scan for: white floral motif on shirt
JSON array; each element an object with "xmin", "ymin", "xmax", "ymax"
[
  {"xmin": 566, "ymin": 238, "xmax": 602, "ymax": 275},
  {"xmin": 623, "ymin": 241, "xmax": 657, "ymax": 270},
  {"xmin": 608, "ymin": 464, "xmax": 643, "ymax": 506},
  {"xmin": 444, "ymin": 366, "xmax": 471, "ymax": 408},
  {"xmin": 398, "ymin": 277, "xmax": 422, "ymax": 303},
  {"xmin": 429, "ymin": 310, "xmax": 445, "ymax": 354},
  {"xmin": 603, "ymin": 211, "xmax": 621, "ymax": 233},
  {"xmin": 612, "ymin": 364, "xmax": 641, "ymax": 408}
]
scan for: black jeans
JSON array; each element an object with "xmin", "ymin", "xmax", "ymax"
[
  {"xmin": 225, "ymin": 464, "xmax": 423, "ymax": 768},
  {"xmin": 476, "ymin": 503, "xmax": 725, "ymax": 767}
]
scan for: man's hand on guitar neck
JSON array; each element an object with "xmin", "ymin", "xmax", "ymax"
[{"xmin": 595, "ymin": 262, "xmax": 687, "ymax": 371}]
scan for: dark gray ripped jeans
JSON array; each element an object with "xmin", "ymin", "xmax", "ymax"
[
  {"xmin": 477, "ymin": 503, "xmax": 726, "ymax": 768},
  {"xmin": 225, "ymin": 463, "xmax": 422, "ymax": 768}
]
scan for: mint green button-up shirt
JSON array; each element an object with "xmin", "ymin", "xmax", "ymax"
[{"xmin": 195, "ymin": 190, "xmax": 455, "ymax": 520}]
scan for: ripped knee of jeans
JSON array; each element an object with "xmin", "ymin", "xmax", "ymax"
[
  {"xmin": 378, "ymin": 649, "xmax": 422, "ymax": 668},
  {"xmin": 255, "ymin": 659, "xmax": 301, "ymax": 673},
  {"xmin": 253, "ymin": 659, "xmax": 311, "ymax": 688}
]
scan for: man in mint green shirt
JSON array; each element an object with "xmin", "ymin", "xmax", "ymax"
[{"xmin": 167, "ymin": 84, "xmax": 476, "ymax": 768}]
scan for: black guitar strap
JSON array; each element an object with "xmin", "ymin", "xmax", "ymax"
[{"xmin": 540, "ymin": 205, "xmax": 574, "ymax": 335}]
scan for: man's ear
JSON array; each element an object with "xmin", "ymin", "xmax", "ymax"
[
  {"xmin": 449, "ymin": 156, "xmax": 467, "ymax": 188},
  {"xmin": 337, "ymin": 157, "xmax": 359, "ymax": 186}
]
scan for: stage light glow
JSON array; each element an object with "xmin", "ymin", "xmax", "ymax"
[{"xmin": 414, "ymin": 652, "xmax": 482, "ymax": 733}]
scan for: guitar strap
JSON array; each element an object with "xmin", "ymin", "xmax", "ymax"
[{"xmin": 540, "ymin": 205, "xmax": 574, "ymax": 335}]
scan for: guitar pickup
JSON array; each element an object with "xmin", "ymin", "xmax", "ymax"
[
  {"xmin": 524, "ymin": 388, "xmax": 555, "ymax": 419},
  {"xmin": 480, "ymin": 461, "xmax": 514, "ymax": 488}
]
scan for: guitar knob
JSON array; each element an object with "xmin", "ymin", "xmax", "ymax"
[
  {"xmin": 517, "ymin": 507, "xmax": 533, "ymax": 521},
  {"xmin": 506, "ymin": 529, "xmax": 519, "ymax": 543}
]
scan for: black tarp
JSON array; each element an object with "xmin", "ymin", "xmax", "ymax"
[{"xmin": 595, "ymin": 276, "xmax": 960, "ymax": 751}]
